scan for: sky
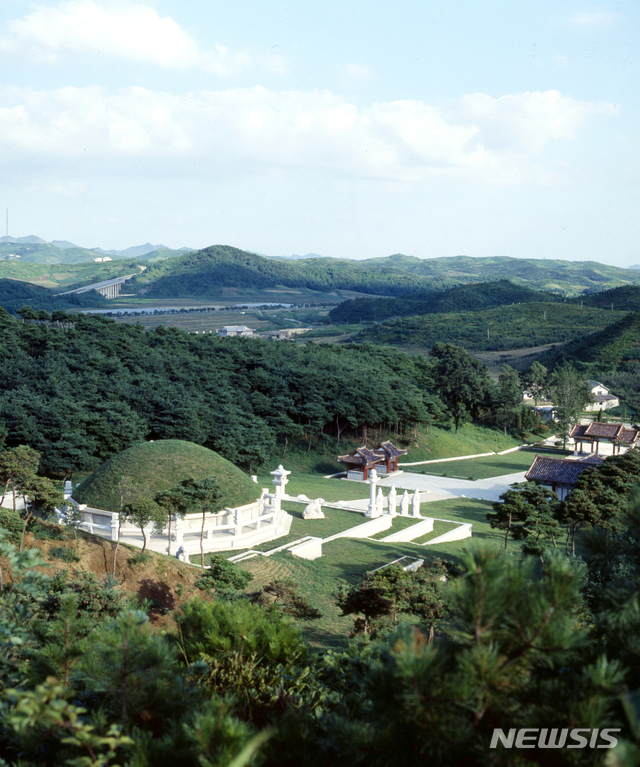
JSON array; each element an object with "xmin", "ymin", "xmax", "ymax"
[{"xmin": 0, "ymin": 0, "xmax": 637, "ymax": 265}]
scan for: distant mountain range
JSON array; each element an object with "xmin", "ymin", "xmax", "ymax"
[{"xmin": 0, "ymin": 236, "xmax": 194, "ymax": 265}]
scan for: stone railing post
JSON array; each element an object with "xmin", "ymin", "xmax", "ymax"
[
  {"xmin": 110, "ymin": 514, "xmax": 119, "ymax": 542},
  {"xmin": 366, "ymin": 469, "xmax": 379, "ymax": 518},
  {"xmin": 174, "ymin": 516, "xmax": 184, "ymax": 548}
]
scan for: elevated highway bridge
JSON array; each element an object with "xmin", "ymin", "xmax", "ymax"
[{"xmin": 59, "ymin": 274, "xmax": 137, "ymax": 299}]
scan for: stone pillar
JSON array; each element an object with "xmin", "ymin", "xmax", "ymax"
[
  {"xmin": 366, "ymin": 468, "xmax": 379, "ymax": 518},
  {"xmin": 412, "ymin": 488, "xmax": 421, "ymax": 517},
  {"xmin": 270, "ymin": 465, "xmax": 291, "ymax": 513},
  {"xmin": 376, "ymin": 487, "xmax": 384, "ymax": 515},
  {"xmin": 64, "ymin": 480, "xmax": 73, "ymax": 499},
  {"xmin": 400, "ymin": 489, "xmax": 410, "ymax": 516},
  {"xmin": 387, "ymin": 485, "xmax": 397, "ymax": 515}
]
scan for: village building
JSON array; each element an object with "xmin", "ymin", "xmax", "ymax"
[
  {"xmin": 569, "ymin": 422, "xmax": 640, "ymax": 456},
  {"xmin": 585, "ymin": 380, "xmax": 620, "ymax": 412},
  {"xmin": 338, "ymin": 441, "xmax": 407, "ymax": 480},
  {"xmin": 525, "ymin": 453, "xmax": 604, "ymax": 501},
  {"xmin": 216, "ymin": 325, "xmax": 254, "ymax": 337}
]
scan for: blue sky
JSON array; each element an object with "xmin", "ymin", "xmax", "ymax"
[{"xmin": 0, "ymin": 0, "xmax": 637, "ymax": 265}]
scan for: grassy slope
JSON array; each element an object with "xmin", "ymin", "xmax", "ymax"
[
  {"xmin": 266, "ymin": 422, "xmax": 526, "ymax": 476},
  {"xmin": 74, "ymin": 439, "xmax": 258, "ymax": 512},
  {"xmin": 239, "ymin": 497, "xmax": 510, "ymax": 648},
  {"xmin": 412, "ymin": 450, "xmax": 536, "ymax": 479},
  {"xmin": 540, "ymin": 311, "xmax": 640, "ymax": 370}
]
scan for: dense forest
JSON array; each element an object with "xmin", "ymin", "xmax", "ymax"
[
  {"xmin": 0, "ymin": 308, "xmax": 448, "ymax": 475},
  {"xmin": 350, "ymin": 302, "xmax": 627, "ymax": 351},
  {"xmin": 0, "ymin": 279, "xmax": 108, "ymax": 314},
  {"xmin": 328, "ymin": 279, "xmax": 561, "ymax": 324},
  {"xmin": 126, "ymin": 245, "xmax": 452, "ymax": 298}
]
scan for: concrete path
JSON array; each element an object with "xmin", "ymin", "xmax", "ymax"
[{"xmin": 375, "ymin": 471, "xmax": 528, "ymax": 503}]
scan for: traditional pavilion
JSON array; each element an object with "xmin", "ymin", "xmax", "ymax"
[
  {"xmin": 374, "ymin": 440, "xmax": 408, "ymax": 473},
  {"xmin": 338, "ymin": 441, "xmax": 407, "ymax": 480},
  {"xmin": 525, "ymin": 453, "xmax": 604, "ymax": 501},
  {"xmin": 569, "ymin": 422, "xmax": 640, "ymax": 456},
  {"xmin": 337, "ymin": 447, "xmax": 383, "ymax": 481}
]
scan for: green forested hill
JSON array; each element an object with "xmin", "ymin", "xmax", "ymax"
[
  {"xmin": 566, "ymin": 284, "xmax": 640, "ymax": 311},
  {"xmin": 352, "ymin": 302, "xmax": 627, "ymax": 351},
  {"xmin": 541, "ymin": 311, "xmax": 640, "ymax": 369},
  {"xmin": 0, "ymin": 278, "xmax": 108, "ymax": 313},
  {"xmin": 124, "ymin": 247, "xmax": 640, "ymax": 299},
  {"xmin": 126, "ymin": 245, "xmax": 445, "ymax": 297},
  {"xmin": 3, "ymin": 241, "xmax": 640, "ymax": 298},
  {"xmin": 328, "ymin": 280, "xmax": 559, "ymax": 323}
]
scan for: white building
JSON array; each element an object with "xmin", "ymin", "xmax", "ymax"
[
  {"xmin": 217, "ymin": 325, "xmax": 255, "ymax": 337},
  {"xmin": 585, "ymin": 380, "xmax": 620, "ymax": 412}
]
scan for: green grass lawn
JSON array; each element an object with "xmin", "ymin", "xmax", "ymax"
[
  {"xmin": 234, "ymin": 496, "xmax": 520, "ymax": 648},
  {"xmin": 251, "ymin": 503, "xmax": 369, "ymax": 551},
  {"xmin": 240, "ymin": 537, "xmax": 449, "ymax": 648},
  {"xmin": 257, "ymin": 473, "xmax": 371, "ymax": 503},
  {"xmin": 368, "ymin": 515, "xmax": 421, "ymax": 540},
  {"xmin": 414, "ymin": 450, "xmax": 536, "ymax": 479},
  {"xmin": 411, "ymin": 519, "xmax": 459, "ymax": 544}
]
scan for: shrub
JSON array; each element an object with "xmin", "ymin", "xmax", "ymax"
[
  {"xmin": 197, "ymin": 555, "xmax": 253, "ymax": 592},
  {"xmin": 0, "ymin": 509, "xmax": 23, "ymax": 543},
  {"xmin": 129, "ymin": 550, "xmax": 151, "ymax": 566},
  {"xmin": 32, "ymin": 520, "xmax": 65, "ymax": 541},
  {"xmin": 49, "ymin": 546, "xmax": 81, "ymax": 563}
]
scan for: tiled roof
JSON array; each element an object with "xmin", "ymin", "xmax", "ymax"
[
  {"xmin": 570, "ymin": 422, "xmax": 640, "ymax": 443},
  {"xmin": 374, "ymin": 440, "xmax": 408, "ymax": 459},
  {"xmin": 571, "ymin": 425, "xmax": 589, "ymax": 439},
  {"xmin": 584, "ymin": 422, "xmax": 624, "ymax": 439},
  {"xmin": 337, "ymin": 446, "xmax": 384, "ymax": 467},
  {"xmin": 620, "ymin": 429, "xmax": 640, "ymax": 444},
  {"xmin": 525, "ymin": 454, "xmax": 604, "ymax": 486}
]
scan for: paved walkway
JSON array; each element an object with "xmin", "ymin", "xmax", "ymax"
[{"xmin": 375, "ymin": 471, "xmax": 528, "ymax": 503}]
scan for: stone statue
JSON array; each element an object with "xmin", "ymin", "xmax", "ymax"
[
  {"xmin": 303, "ymin": 498, "xmax": 325, "ymax": 519},
  {"xmin": 400, "ymin": 490, "xmax": 410, "ymax": 516},
  {"xmin": 387, "ymin": 485, "xmax": 397, "ymax": 515},
  {"xmin": 412, "ymin": 488, "xmax": 421, "ymax": 517}
]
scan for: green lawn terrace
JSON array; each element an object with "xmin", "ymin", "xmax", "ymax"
[
  {"xmin": 195, "ymin": 447, "xmax": 538, "ymax": 570},
  {"xmin": 227, "ymin": 497, "xmax": 509, "ymax": 650}
]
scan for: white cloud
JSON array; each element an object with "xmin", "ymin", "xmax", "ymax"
[
  {"xmin": 569, "ymin": 10, "xmax": 619, "ymax": 27},
  {"xmin": 0, "ymin": 85, "xmax": 617, "ymax": 185},
  {"xmin": 0, "ymin": 0, "xmax": 252, "ymax": 74},
  {"xmin": 454, "ymin": 90, "xmax": 617, "ymax": 154}
]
